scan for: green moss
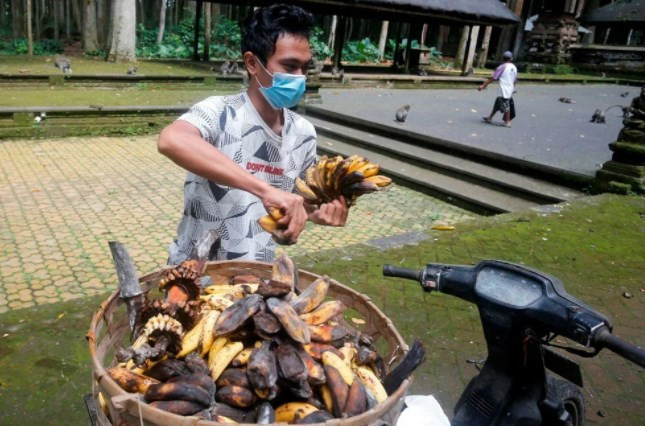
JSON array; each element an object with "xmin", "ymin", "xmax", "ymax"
[{"xmin": 0, "ymin": 55, "xmax": 212, "ymax": 76}]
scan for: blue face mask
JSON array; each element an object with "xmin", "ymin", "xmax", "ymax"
[{"xmin": 255, "ymin": 57, "xmax": 306, "ymax": 110}]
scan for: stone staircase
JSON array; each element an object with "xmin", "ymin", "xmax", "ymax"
[{"xmin": 302, "ymin": 105, "xmax": 586, "ymax": 214}]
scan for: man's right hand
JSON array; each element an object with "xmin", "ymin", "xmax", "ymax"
[{"xmin": 260, "ymin": 186, "xmax": 307, "ymax": 243}]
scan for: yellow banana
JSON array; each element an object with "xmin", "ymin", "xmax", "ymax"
[
  {"xmin": 209, "ymin": 340, "xmax": 244, "ymax": 381},
  {"xmin": 176, "ymin": 313, "xmax": 207, "ymax": 358},
  {"xmin": 231, "ymin": 347, "xmax": 253, "ymax": 367},
  {"xmin": 201, "ymin": 294, "xmax": 235, "ymax": 311},
  {"xmin": 356, "ymin": 162, "xmax": 380, "ymax": 178},
  {"xmin": 300, "ymin": 300, "xmax": 346, "ymax": 325},
  {"xmin": 198, "ymin": 310, "xmax": 220, "ymax": 357},
  {"xmin": 295, "ymin": 177, "xmax": 319, "ymax": 202},
  {"xmin": 258, "ymin": 215, "xmax": 279, "ymax": 233},
  {"xmin": 339, "ymin": 345, "xmax": 357, "ymax": 368},
  {"xmin": 107, "ymin": 367, "xmax": 159, "ymax": 394},
  {"xmin": 364, "ymin": 175, "xmax": 392, "ymax": 187},
  {"xmin": 274, "ymin": 402, "xmax": 319, "ymax": 423},
  {"xmin": 356, "ymin": 366, "xmax": 388, "ymax": 403},
  {"xmin": 347, "ymin": 156, "xmax": 370, "ymax": 174},
  {"xmin": 322, "ymin": 351, "xmax": 354, "ymax": 386},
  {"xmin": 320, "ymin": 384, "xmax": 333, "ymax": 413}
]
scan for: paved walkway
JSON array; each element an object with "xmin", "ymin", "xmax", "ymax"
[
  {"xmin": 0, "ymin": 135, "xmax": 474, "ymax": 313},
  {"xmin": 319, "ymin": 84, "xmax": 634, "ymax": 177}
]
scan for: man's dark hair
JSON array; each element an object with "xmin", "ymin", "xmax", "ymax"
[{"xmin": 241, "ymin": 4, "xmax": 314, "ymax": 64}]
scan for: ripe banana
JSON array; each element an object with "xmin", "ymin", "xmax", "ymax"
[
  {"xmin": 356, "ymin": 366, "xmax": 388, "ymax": 403},
  {"xmin": 322, "ymin": 351, "xmax": 354, "ymax": 386},
  {"xmin": 145, "ymin": 381, "xmax": 212, "ymax": 407},
  {"xmin": 216, "ymin": 368, "xmax": 250, "ymax": 389},
  {"xmin": 107, "ymin": 367, "xmax": 159, "ymax": 394},
  {"xmin": 343, "ymin": 379, "xmax": 368, "ymax": 417},
  {"xmin": 300, "ymin": 300, "xmax": 346, "ymax": 325},
  {"xmin": 309, "ymin": 324, "xmax": 348, "ymax": 343},
  {"xmin": 216, "ymin": 385, "xmax": 257, "ymax": 409},
  {"xmin": 230, "ymin": 347, "xmax": 253, "ymax": 367},
  {"xmin": 209, "ymin": 340, "xmax": 244, "ymax": 381},
  {"xmin": 320, "ymin": 384, "xmax": 333, "ymax": 413},
  {"xmin": 290, "ymin": 275, "xmax": 330, "ymax": 314},
  {"xmin": 266, "ymin": 297, "xmax": 311, "ymax": 344},
  {"xmin": 198, "ymin": 310, "xmax": 220, "ymax": 357},
  {"xmin": 323, "ymin": 364, "xmax": 349, "ymax": 418},
  {"xmin": 214, "ymin": 294, "xmax": 264, "ymax": 336},
  {"xmin": 275, "ymin": 402, "xmax": 319, "ymax": 423}
]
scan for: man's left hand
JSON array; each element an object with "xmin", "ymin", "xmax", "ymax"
[{"xmin": 307, "ymin": 196, "xmax": 349, "ymax": 227}]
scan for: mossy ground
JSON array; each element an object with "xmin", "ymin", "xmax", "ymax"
[
  {"xmin": 0, "ymin": 55, "xmax": 212, "ymax": 76},
  {"xmin": 0, "ymin": 194, "xmax": 642, "ymax": 424},
  {"xmin": 1, "ymin": 87, "xmax": 238, "ymax": 108}
]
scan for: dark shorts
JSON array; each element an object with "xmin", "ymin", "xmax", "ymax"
[{"xmin": 493, "ymin": 97, "xmax": 516, "ymax": 120}]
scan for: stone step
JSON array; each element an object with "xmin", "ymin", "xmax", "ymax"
[
  {"xmin": 315, "ymin": 134, "xmax": 537, "ymax": 214},
  {"xmin": 305, "ymin": 114, "xmax": 584, "ymax": 207},
  {"xmin": 304, "ymin": 105, "xmax": 593, "ymax": 189}
]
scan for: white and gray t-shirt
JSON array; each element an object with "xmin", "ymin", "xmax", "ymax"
[{"xmin": 168, "ymin": 92, "xmax": 317, "ymax": 264}]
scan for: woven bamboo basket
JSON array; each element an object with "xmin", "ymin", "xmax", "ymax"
[{"xmin": 87, "ymin": 260, "xmax": 411, "ymax": 425}]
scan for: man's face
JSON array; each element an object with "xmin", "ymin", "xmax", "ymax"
[{"xmin": 254, "ymin": 34, "xmax": 312, "ymax": 87}]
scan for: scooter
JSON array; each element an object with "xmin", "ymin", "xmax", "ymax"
[{"xmin": 383, "ymin": 260, "xmax": 645, "ymax": 426}]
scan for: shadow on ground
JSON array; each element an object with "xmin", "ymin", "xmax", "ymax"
[{"xmin": 0, "ymin": 194, "xmax": 643, "ymax": 424}]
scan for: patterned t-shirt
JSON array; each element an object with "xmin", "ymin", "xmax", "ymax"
[{"xmin": 168, "ymin": 92, "xmax": 317, "ymax": 264}]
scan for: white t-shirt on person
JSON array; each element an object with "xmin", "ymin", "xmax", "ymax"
[
  {"xmin": 493, "ymin": 62, "xmax": 517, "ymax": 99},
  {"xmin": 169, "ymin": 92, "xmax": 317, "ymax": 264}
]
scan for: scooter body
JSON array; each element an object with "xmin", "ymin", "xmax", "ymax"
[{"xmin": 383, "ymin": 259, "xmax": 645, "ymax": 426}]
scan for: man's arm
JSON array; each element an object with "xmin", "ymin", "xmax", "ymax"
[
  {"xmin": 158, "ymin": 120, "xmax": 308, "ymax": 242},
  {"xmin": 478, "ymin": 77, "xmax": 494, "ymax": 91}
]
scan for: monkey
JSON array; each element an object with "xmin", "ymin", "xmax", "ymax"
[
  {"xmin": 620, "ymin": 92, "xmax": 630, "ymax": 98},
  {"xmin": 338, "ymin": 68, "xmax": 344, "ymax": 81},
  {"xmin": 605, "ymin": 105, "xmax": 631, "ymax": 118},
  {"xmin": 558, "ymin": 97, "xmax": 575, "ymax": 104},
  {"xmin": 418, "ymin": 68, "xmax": 428, "ymax": 76},
  {"xmin": 126, "ymin": 66, "xmax": 138, "ymax": 75},
  {"xmin": 219, "ymin": 61, "xmax": 231, "ymax": 75},
  {"xmin": 54, "ymin": 55, "xmax": 72, "ymax": 74},
  {"xmin": 590, "ymin": 109, "xmax": 606, "ymax": 124},
  {"xmin": 228, "ymin": 62, "xmax": 239, "ymax": 74},
  {"xmin": 395, "ymin": 105, "xmax": 411, "ymax": 123},
  {"xmin": 331, "ymin": 66, "xmax": 339, "ymax": 76}
]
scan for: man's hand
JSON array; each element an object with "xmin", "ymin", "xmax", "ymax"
[
  {"xmin": 478, "ymin": 84, "xmax": 485, "ymax": 91},
  {"xmin": 307, "ymin": 196, "xmax": 349, "ymax": 227},
  {"xmin": 260, "ymin": 186, "xmax": 307, "ymax": 243}
]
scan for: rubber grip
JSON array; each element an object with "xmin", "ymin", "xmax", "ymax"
[{"xmin": 382, "ymin": 265, "xmax": 422, "ymax": 282}]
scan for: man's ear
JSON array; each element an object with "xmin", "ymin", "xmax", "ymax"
[{"xmin": 243, "ymin": 52, "xmax": 259, "ymax": 77}]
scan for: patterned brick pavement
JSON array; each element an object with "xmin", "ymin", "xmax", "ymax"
[{"xmin": 0, "ymin": 135, "xmax": 475, "ymax": 313}]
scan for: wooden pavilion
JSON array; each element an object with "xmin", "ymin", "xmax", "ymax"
[{"xmin": 191, "ymin": 0, "xmax": 520, "ymax": 74}]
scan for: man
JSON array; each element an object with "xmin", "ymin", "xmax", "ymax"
[
  {"xmin": 479, "ymin": 51, "xmax": 518, "ymax": 128},
  {"xmin": 158, "ymin": 4, "xmax": 348, "ymax": 264}
]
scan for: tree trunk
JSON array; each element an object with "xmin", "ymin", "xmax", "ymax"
[
  {"xmin": 34, "ymin": 0, "xmax": 40, "ymax": 39},
  {"xmin": 0, "ymin": 0, "xmax": 5, "ymax": 30},
  {"xmin": 108, "ymin": 0, "xmax": 136, "ymax": 62},
  {"xmin": 454, "ymin": 25, "xmax": 469, "ymax": 70},
  {"xmin": 83, "ymin": 0, "xmax": 99, "ymax": 51},
  {"xmin": 52, "ymin": 0, "xmax": 59, "ymax": 39},
  {"xmin": 27, "ymin": 0, "xmax": 33, "ymax": 55},
  {"xmin": 137, "ymin": 0, "xmax": 144, "ymax": 26},
  {"xmin": 328, "ymin": 15, "xmax": 337, "ymax": 48},
  {"xmin": 378, "ymin": 21, "xmax": 388, "ymax": 61},
  {"xmin": 11, "ymin": 0, "xmax": 24, "ymax": 38},
  {"xmin": 65, "ymin": 0, "xmax": 71, "ymax": 39},
  {"xmin": 437, "ymin": 25, "xmax": 449, "ymax": 51},
  {"xmin": 477, "ymin": 26, "xmax": 493, "ymax": 68},
  {"xmin": 71, "ymin": 0, "xmax": 82, "ymax": 36},
  {"xmin": 156, "ymin": 0, "xmax": 167, "ymax": 44},
  {"xmin": 463, "ymin": 25, "xmax": 480, "ymax": 75},
  {"xmin": 203, "ymin": 2, "xmax": 210, "ymax": 60},
  {"xmin": 96, "ymin": 0, "xmax": 107, "ymax": 46}
]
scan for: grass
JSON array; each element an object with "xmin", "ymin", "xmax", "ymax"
[
  {"xmin": 0, "ymin": 55, "xmax": 214, "ymax": 76},
  {"xmin": 0, "ymin": 87, "xmax": 238, "ymax": 108}
]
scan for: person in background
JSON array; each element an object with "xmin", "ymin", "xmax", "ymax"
[
  {"xmin": 479, "ymin": 51, "xmax": 518, "ymax": 128},
  {"xmin": 157, "ymin": 4, "xmax": 348, "ymax": 264}
]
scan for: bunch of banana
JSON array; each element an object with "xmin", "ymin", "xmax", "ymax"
[
  {"xmin": 258, "ymin": 155, "xmax": 392, "ymax": 245},
  {"xmin": 108, "ymin": 252, "xmax": 422, "ymax": 424},
  {"xmin": 297, "ymin": 155, "xmax": 392, "ymax": 206}
]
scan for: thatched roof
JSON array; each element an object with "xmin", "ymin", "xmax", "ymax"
[
  {"xmin": 583, "ymin": 0, "xmax": 645, "ymax": 23},
  {"xmin": 212, "ymin": 0, "xmax": 520, "ymax": 25}
]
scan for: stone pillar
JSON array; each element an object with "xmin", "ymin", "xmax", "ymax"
[{"xmin": 595, "ymin": 87, "xmax": 645, "ymax": 194}]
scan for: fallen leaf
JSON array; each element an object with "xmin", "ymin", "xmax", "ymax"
[
  {"xmin": 57, "ymin": 313, "xmax": 66, "ymax": 319},
  {"xmin": 351, "ymin": 318, "xmax": 366, "ymax": 325},
  {"xmin": 432, "ymin": 224, "xmax": 455, "ymax": 231}
]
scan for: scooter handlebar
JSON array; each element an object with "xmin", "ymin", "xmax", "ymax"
[
  {"xmin": 382, "ymin": 264, "xmax": 423, "ymax": 282},
  {"xmin": 593, "ymin": 327, "xmax": 645, "ymax": 368}
]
